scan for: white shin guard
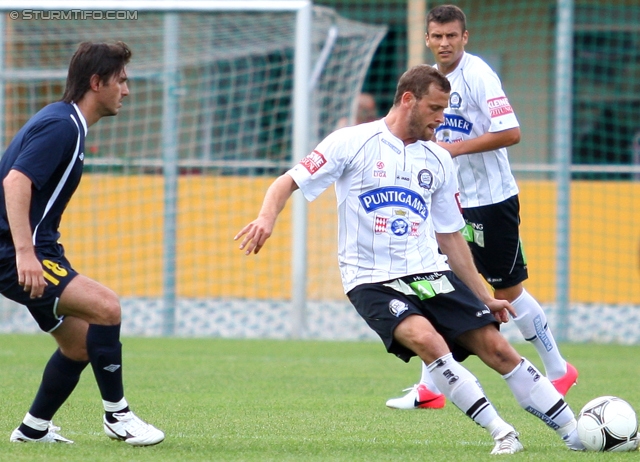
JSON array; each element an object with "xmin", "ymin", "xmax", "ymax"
[
  {"xmin": 428, "ymin": 353, "xmax": 504, "ymax": 430},
  {"xmin": 504, "ymin": 358, "xmax": 576, "ymax": 433}
]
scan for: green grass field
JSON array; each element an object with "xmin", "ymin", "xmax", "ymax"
[{"xmin": 1, "ymin": 334, "xmax": 640, "ymax": 461}]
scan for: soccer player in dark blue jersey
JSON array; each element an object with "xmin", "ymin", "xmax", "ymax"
[{"xmin": 2, "ymin": 41, "xmax": 164, "ymax": 446}]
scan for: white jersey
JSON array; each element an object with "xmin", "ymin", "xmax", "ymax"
[
  {"xmin": 434, "ymin": 52, "xmax": 520, "ymax": 208},
  {"xmin": 288, "ymin": 119, "xmax": 465, "ymax": 293}
]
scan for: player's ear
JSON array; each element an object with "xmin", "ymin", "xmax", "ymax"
[
  {"xmin": 401, "ymin": 91, "xmax": 415, "ymax": 106},
  {"xmin": 89, "ymin": 74, "xmax": 102, "ymax": 92}
]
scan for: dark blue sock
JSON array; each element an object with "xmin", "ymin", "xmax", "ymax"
[
  {"xmin": 87, "ymin": 324, "xmax": 125, "ymax": 403},
  {"xmin": 25, "ymin": 349, "xmax": 88, "ymax": 425}
]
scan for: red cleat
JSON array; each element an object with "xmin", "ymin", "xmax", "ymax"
[
  {"xmin": 551, "ymin": 362, "xmax": 578, "ymax": 396},
  {"xmin": 386, "ymin": 383, "xmax": 446, "ymax": 409}
]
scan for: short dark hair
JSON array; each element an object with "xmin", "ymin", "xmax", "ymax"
[
  {"xmin": 61, "ymin": 41, "xmax": 132, "ymax": 103},
  {"xmin": 427, "ymin": 4, "xmax": 467, "ymax": 32},
  {"xmin": 393, "ymin": 64, "xmax": 451, "ymax": 106}
]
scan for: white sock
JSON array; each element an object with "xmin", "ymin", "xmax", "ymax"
[
  {"xmin": 419, "ymin": 360, "xmax": 442, "ymax": 394},
  {"xmin": 511, "ymin": 289, "xmax": 567, "ymax": 380},
  {"xmin": 103, "ymin": 397, "xmax": 129, "ymax": 413},
  {"xmin": 428, "ymin": 353, "xmax": 514, "ymax": 436},
  {"xmin": 503, "ymin": 357, "xmax": 577, "ymax": 438},
  {"xmin": 23, "ymin": 413, "xmax": 49, "ymax": 431}
]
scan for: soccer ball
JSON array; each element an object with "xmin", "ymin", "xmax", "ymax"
[{"xmin": 577, "ymin": 396, "xmax": 639, "ymax": 452}]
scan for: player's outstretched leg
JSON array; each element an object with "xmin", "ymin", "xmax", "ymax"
[
  {"xmin": 503, "ymin": 357, "xmax": 584, "ymax": 451},
  {"xmin": 509, "ymin": 288, "xmax": 578, "ymax": 395},
  {"xmin": 9, "ymin": 348, "xmax": 88, "ymax": 444},
  {"xmin": 428, "ymin": 353, "xmax": 524, "ymax": 455}
]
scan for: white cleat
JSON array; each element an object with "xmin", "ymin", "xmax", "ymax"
[
  {"xmin": 491, "ymin": 431, "xmax": 523, "ymax": 455},
  {"xmin": 103, "ymin": 411, "xmax": 165, "ymax": 446},
  {"xmin": 385, "ymin": 384, "xmax": 445, "ymax": 409},
  {"xmin": 10, "ymin": 423, "xmax": 73, "ymax": 444},
  {"xmin": 562, "ymin": 427, "xmax": 585, "ymax": 451}
]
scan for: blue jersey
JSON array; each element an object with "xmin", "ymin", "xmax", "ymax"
[{"xmin": 0, "ymin": 102, "xmax": 87, "ymax": 254}]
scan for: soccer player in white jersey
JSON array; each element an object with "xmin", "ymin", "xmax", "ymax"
[
  {"xmin": 386, "ymin": 4, "xmax": 578, "ymax": 411},
  {"xmin": 237, "ymin": 64, "xmax": 584, "ymax": 454}
]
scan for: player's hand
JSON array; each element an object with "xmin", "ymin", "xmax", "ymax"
[
  {"xmin": 234, "ymin": 216, "xmax": 274, "ymax": 255},
  {"xmin": 16, "ymin": 251, "xmax": 47, "ymax": 299},
  {"xmin": 485, "ymin": 298, "xmax": 516, "ymax": 323}
]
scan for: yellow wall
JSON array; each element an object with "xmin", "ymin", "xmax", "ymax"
[{"xmin": 61, "ymin": 176, "xmax": 640, "ymax": 304}]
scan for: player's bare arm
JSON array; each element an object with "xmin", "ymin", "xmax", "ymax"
[
  {"xmin": 437, "ymin": 126, "xmax": 520, "ymax": 158},
  {"xmin": 435, "ymin": 230, "xmax": 515, "ymax": 322},
  {"xmin": 3, "ymin": 169, "xmax": 47, "ymax": 298},
  {"xmin": 235, "ymin": 174, "xmax": 299, "ymax": 255}
]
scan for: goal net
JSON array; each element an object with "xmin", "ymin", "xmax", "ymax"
[{"xmin": 0, "ymin": 4, "xmax": 387, "ymax": 338}]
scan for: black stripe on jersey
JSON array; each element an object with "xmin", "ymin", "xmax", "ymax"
[{"xmin": 351, "ymin": 130, "xmax": 384, "ymax": 276}]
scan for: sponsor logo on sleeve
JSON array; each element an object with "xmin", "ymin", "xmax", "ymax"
[
  {"xmin": 454, "ymin": 192, "xmax": 462, "ymax": 213},
  {"xmin": 299, "ymin": 150, "xmax": 327, "ymax": 174},
  {"xmin": 487, "ymin": 96, "xmax": 514, "ymax": 118}
]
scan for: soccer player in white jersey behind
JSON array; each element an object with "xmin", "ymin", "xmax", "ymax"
[
  {"xmin": 386, "ymin": 4, "xmax": 578, "ymax": 411},
  {"xmin": 236, "ymin": 64, "xmax": 584, "ymax": 454},
  {"xmin": 1, "ymin": 41, "xmax": 163, "ymax": 446}
]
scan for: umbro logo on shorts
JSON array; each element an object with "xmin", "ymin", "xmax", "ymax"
[{"xmin": 103, "ymin": 364, "xmax": 121, "ymax": 372}]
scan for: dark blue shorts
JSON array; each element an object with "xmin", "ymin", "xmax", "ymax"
[
  {"xmin": 461, "ymin": 195, "xmax": 528, "ymax": 289},
  {"xmin": 347, "ymin": 270, "xmax": 498, "ymax": 363},
  {"xmin": 0, "ymin": 244, "xmax": 78, "ymax": 332}
]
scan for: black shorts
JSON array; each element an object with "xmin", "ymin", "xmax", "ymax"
[
  {"xmin": 0, "ymin": 244, "xmax": 78, "ymax": 332},
  {"xmin": 347, "ymin": 271, "xmax": 498, "ymax": 363},
  {"xmin": 461, "ymin": 195, "xmax": 528, "ymax": 289}
]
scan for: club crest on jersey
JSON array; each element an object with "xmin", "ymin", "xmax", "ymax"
[
  {"xmin": 417, "ymin": 169, "xmax": 433, "ymax": 189},
  {"xmin": 389, "ymin": 299, "xmax": 408, "ymax": 317},
  {"xmin": 449, "ymin": 92, "xmax": 462, "ymax": 109},
  {"xmin": 375, "ymin": 210, "xmax": 419, "ymax": 237},
  {"xmin": 390, "ymin": 216, "xmax": 410, "ymax": 236},
  {"xmin": 358, "ymin": 186, "xmax": 428, "ymax": 219},
  {"xmin": 299, "ymin": 150, "xmax": 327, "ymax": 174},
  {"xmin": 435, "ymin": 114, "xmax": 473, "ymax": 136}
]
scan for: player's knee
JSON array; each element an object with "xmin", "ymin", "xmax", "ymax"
[
  {"xmin": 409, "ymin": 330, "xmax": 449, "ymax": 362},
  {"xmin": 487, "ymin": 338, "xmax": 521, "ymax": 371},
  {"xmin": 60, "ymin": 343, "xmax": 89, "ymax": 362},
  {"xmin": 94, "ymin": 290, "xmax": 122, "ymax": 325}
]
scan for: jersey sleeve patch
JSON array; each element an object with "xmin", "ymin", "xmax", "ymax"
[
  {"xmin": 299, "ymin": 150, "xmax": 327, "ymax": 174},
  {"xmin": 487, "ymin": 96, "xmax": 513, "ymax": 118},
  {"xmin": 454, "ymin": 192, "xmax": 462, "ymax": 213}
]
